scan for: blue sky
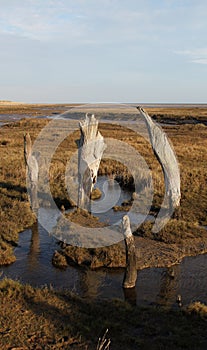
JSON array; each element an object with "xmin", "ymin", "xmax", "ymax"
[{"xmin": 0, "ymin": 0, "xmax": 207, "ymax": 103}]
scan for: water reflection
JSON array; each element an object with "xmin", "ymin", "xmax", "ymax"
[
  {"xmin": 27, "ymin": 221, "xmax": 40, "ymax": 270},
  {"xmin": 156, "ymin": 265, "xmax": 180, "ymax": 307},
  {"xmin": 79, "ymin": 269, "xmax": 106, "ymax": 299},
  {"xmin": 1, "ymin": 220, "xmax": 207, "ymax": 307},
  {"xmin": 123, "ymin": 287, "xmax": 137, "ymax": 306}
]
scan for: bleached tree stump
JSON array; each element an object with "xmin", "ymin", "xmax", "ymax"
[
  {"xmin": 138, "ymin": 107, "xmax": 181, "ymax": 232},
  {"xmin": 77, "ymin": 114, "xmax": 106, "ymax": 212},
  {"xmin": 24, "ymin": 132, "xmax": 39, "ymax": 210},
  {"xmin": 137, "ymin": 107, "xmax": 181, "ymax": 210},
  {"xmin": 122, "ymin": 215, "xmax": 137, "ymax": 288}
]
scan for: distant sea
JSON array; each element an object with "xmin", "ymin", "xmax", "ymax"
[{"xmin": 129, "ymin": 103, "xmax": 207, "ymax": 108}]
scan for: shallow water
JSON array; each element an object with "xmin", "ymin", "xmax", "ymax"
[
  {"xmin": 1, "ymin": 174, "xmax": 207, "ymax": 309},
  {"xmin": 1, "ymin": 221, "xmax": 207, "ymax": 307}
]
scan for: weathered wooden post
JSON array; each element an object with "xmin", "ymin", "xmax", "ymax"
[
  {"xmin": 122, "ymin": 215, "xmax": 137, "ymax": 288},
  {"xmin": 77, "ymin": 114, "xmax": 106, "ymax": 212},
  {"xmin": 107, "ymin": 173, "xmax": 115, "ymax": 189},
  {"xmin": 24, "ymin": 132, "xmax": 39, "ymax": 211}
]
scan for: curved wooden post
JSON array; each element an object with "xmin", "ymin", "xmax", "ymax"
[
  {"xmin": 137, "ymin": 107, "xmax": 181, "ymax": 209},
  {"xmin": 122, "ymin": 215, "xmax": 137, "ymax": 288},
  {"xmin": 78, "ymin": 114, "xmax": 106, "ymax": 212},
  {"xmin": 137, "ymin": 107, "xmax": 181, "ymax": 232}
]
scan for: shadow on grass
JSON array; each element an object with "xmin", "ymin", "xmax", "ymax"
[
  {"xmin": 12, "ymin": 281, "xmax": 207, "ymax": 350},
  {"xmin": 0, "ymin": 181, "xmax": 27, "ymax": 193},
  {"xmin": 0, "ymin": 280, "xmax": 207, "ymax": 350},
  {"xmin": 0, "ymin": 181, "xmax": 27, "ymax": 203}
]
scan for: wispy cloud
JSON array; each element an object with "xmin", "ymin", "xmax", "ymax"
[
  {"xmin": 0, "ymin": 0, "xmax": 88, "ymax": 41},
  {"xmin": 191, "ymin": 58, "xmax": 207, "ymax": 64},
  {"xmin": 1, "ymin": 0, "xmax": 207, "ymax": 102},
  {"xmin": 0, "ymin": 0, "xmax": 186, "ymax": 44},
  {"xmin": 175, "ymin": 48, "xmax": 207, "ymax": 65}
]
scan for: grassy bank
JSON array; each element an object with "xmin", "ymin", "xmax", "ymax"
[{"xmin": 1, "ymin": 278, "xmax": 207, "ymax": 349}]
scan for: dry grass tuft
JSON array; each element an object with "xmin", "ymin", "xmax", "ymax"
[{"xmin": 187, "ymin": 301, "xmax": 207, "ymax": 318}]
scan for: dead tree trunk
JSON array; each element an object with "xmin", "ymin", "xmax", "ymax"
[
  {"xmin": 138, "ymin": 107, "xmax": 181, "ymax": 232},
  {"xmin": 24, "ymin": 132, "xmax": 39, "ymax": 211},
  {"xmin": 138, "ymin": 107, "xmax": 181, "ymax": 209},
  {"xmin": 77, "ymin": 114, "xmax": 106, "ymax": 212},
  {"xmin": 122, "ymin": 215, "xmax": 137, "ymax": 288}
]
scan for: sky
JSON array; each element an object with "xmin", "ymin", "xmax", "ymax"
[{"xmin": 0, "ymin": 0, "xmax": 207, "ymax": 103}]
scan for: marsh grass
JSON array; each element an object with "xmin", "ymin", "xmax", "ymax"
[
  {"xmin": 66, "ymin": 208, "xmax": 106, "ymax": 228},
  {"xmin": 1, "ymin": 106, "xmax": 207, "ymax": 349},
  {"xmin": 137, "ymin": 219, "xmax": 207, "ymax": 244},
  {"xmin": 187, "ymin": 301, "xmax": 207, "ymax": 318},
  {"xmin": 0, "ymin": 102, "xmax": 78, "ymax": 118},
  {"xmin": 1, "ymin": 278, "xmax": 207, "ymax": 349},
  {"xmin": 0, "ymin": 109, "xmax": 207, "ymax": 265},
  {"xmin": 52, "ymin": 250, "xmax": 68, "ymax": 269}
]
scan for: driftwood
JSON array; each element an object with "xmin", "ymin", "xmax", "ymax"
[
  {"xmin": 24, "ymin": 132, "xmax": 39, "ymax": 210},
  {"xmin": 77, "ymin": 114, "xmax": 106, "ymax": 211},
  {"xmin": 122, "ymin": 215, "xmax": 137, "ymax": 288},
  {"xmin": 138, "ymin": 107, "xmax": 181, "ymax": 231}
]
